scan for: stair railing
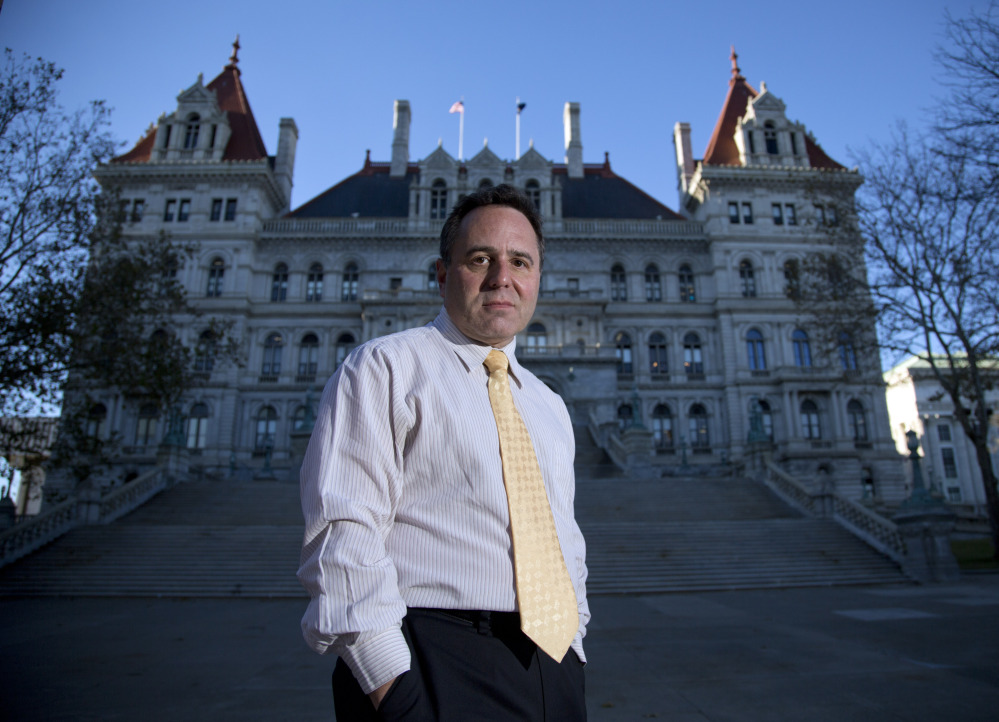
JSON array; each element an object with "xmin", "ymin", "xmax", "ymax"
[
  {"xmin": 0, "ymin": 497, "xmax": 79, "ymax": 568},
  {"xmin": 762, "ymin": 460, "xmax": 906, "ymax": 564},
  {"xmin": 0, "ymin": 467, "xmax": 167, "ymax": 568}
]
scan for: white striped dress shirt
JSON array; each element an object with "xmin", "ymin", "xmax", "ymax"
[{"xmin": 298, "ymin": 309, "xmax": 589, "ymax": 694}]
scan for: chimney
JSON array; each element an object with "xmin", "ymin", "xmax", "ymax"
[
  {"xmin": 673, "ymin": 122, "xmax": 695, "ymax": 194},
  {"xmin": 563, "ymin": 102, "xmax": 583, "ymax": 179},
  {"xmin": 391, "ymin": 100, "xmax": 411, "ymax": 178},
  {"xmin": 274, "ymin": 117, "xmax": 299, "ymax": 210}
]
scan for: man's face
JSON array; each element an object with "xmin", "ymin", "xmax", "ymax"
[{"xmin": 437, "ymin": 205, "xmax": 541, "ymax": 348}]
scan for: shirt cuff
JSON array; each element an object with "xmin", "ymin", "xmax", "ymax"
[{"xmin": 339, "ymin": 625, "xmax": 412, "ymax": 695}]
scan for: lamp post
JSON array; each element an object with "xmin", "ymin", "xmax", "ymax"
[{"xmin": 900, "ymin": 429, "xmax": 941, "ymax": 510}]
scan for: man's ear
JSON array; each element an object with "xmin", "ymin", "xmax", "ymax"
[{"xmin": 435, "ymin": 258, "xmax": 447, "ymax": 298}]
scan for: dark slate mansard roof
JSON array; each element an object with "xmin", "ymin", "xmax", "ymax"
[{"xmin": 290, "ymin": 153, "xmax": 683, "ymax": 220}]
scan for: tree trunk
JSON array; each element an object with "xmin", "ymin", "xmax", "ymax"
[{"xmin": 973, "ymin": 441, "xmax": 999, "ymax": 560}]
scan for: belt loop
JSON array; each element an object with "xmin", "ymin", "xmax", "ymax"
[{"xmin": 476, "ymin": 610, "xmax": 492, "ymax": 635}]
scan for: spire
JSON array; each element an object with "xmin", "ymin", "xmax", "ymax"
[
  {"xmin": 730, "ymin": 45, "xmax": 743, "ymax": 81},
  {"xmin": 227, "ymin": 35, "xmax": 241, "ymax": 72},
  {"xmin": 702, "ymin": 48, "xmax": 758, "ymax": 165}
]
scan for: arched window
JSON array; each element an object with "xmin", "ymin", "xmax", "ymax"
[
  {"xmin": 135, "ymin": 403, "xmax": 159, "ymax": 447},
  {"xmin": 683, "ymin": 332, "xmax": 703, "ymax": 375},
  {"xmin": 427, "ymin": 263, "xmax": 438, "ymax": 291},
  {"xmin": 746, "ymin": 329, "xmax": 766, "ymax": 370},
  {"xmin": 784, "ymin": 259, "xmax": 800, "ymax": 299},
  {"xmin": 800, "ymin": 400, "xmax": 821, "ymax": 439},
  {"xmin": 739, "ymin": 260, "xmax": 756, "ymax": 297},
  {"xmin": 764, "ymin": 121, "xmax": 778, "ymax": 155},
  {"xmin": 262, "ymin": 333, "xmax": 283, "ymax": 376},
  {"xmin": 478, "ymin": 178, "xmax": 494, "ymax": 189},
  {"xmin": 678, "ymin": 264, "xmax": 696, "ymax": 302},
  {"xmin": 85, "ymin": 403, "xmax": 107, "ymax": 439},
  {"xmin": 341, "ymin": 262, "xmax": 359, "ymax": 301},
  {"xmin": 187, "ymin": 402, "xmax": 209, "ymax": 449},
  {"xmin": 792, "ymin": 329, "xmax": 812, "ymax": 367},
  {"xmin": 617, "ymin": 404, "xmax": 633, "ymax": 431},
  {"xmin": 335, "ymin": 333, "xmax": 356, "ymax": 368},
  {"xmin": 758, "ymin": 399, "xmax": 774, "ymax": 441},
  {"xmin": 183, "ymin": 114, "xmax": 200, "ymax": 149},
  {"xmin": 298, "ymin": 333, "xmax": 319, "ymax": 376},
  {"xmin": 430, "ymin": 179, "xmax": 448, "ymax": 220},
  {"xmin": 526, "ymin": 322, "xmax": 547, "ymax": 355},
  {"xmin": 610, "ymin": 264, "xmax": 627, "ymax": 301},
  {"xmin": 614, "ymin": 331, "xmax": 633, "ymax": 374},
  {"xmin": 271, "ymin": 263, "xmax": 288, "ymax": 302},
  {"xmin": 206, "ymin": 257, "xmax": 225, "ymax": 297},
  {"xmin": 749, "ymin": 397, "xmax": 774, "ymax": 441},
  {"xmin": 293, "ymin": 406, "xmax": 308, "ymax": 431},
  {"xmin": 847, "ymin": 400, "xmax": 868, "ymax": 441},
  {"xmin": 651, "ymin": 404, "xmax": 673, "ymax": 450},
  {"xmin": 838, "ymin": 332, "xmax": 858, "ymax": 370},
  {"xmin": 648, "ymin": 332, "xmax": 668, "ymax": 375},
  {"xmin": 255, "ymin": 406, "xmax": 278, "ymax": 451},
  {"xmin": 689, "ymin": 404, "xmax": 710, "ymax": 450},
  {"xmin": 194, "ymin": 329, "xmax": 216, "ymax": 372},
  {"xmin": 644, "ymin": 264, "xmax": 662, "ymax": 302},
  {"xmin": 525, "ymin": 179, "xmax": 541, "ymax": 211},
  {"xmin": 149, "ymin": 329, "xmax": 169, "ymax": 358},
  {"xmin": 306, "ymin": 263, "xmax": 324, "ymax": 302}
]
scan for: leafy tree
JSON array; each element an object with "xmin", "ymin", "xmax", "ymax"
[
  {"xmin": 0, "ymin": 50, "xmax": 236, "ymax": 486},
  {"xmin": 798, "ymin": 5, "xmax": 999, "ymax": 556}
]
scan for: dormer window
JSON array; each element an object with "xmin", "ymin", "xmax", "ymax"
[
  {"xmin": 430, "ymin": 179, "xmax": 448, "ymax": 221},
  {"xmin": 525, "ymin": 179, "xmax": 541, "ymax": 211},
  {"xmin": 790, "ymin": 132, "xmax": 799, "ymax": 156},
  {"xmin": 764, "ymin": 122, "xmax": 778, "ymax": 155},
  {"xmin": 183, "ymin": 114, "xmax": 201, "ymax": 150}
]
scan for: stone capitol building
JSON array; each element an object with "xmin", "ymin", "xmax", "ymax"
[{"xmin": 86, "ymin": 43, "xmax": 906, "ymax": 504}]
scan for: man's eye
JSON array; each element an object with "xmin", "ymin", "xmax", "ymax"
[{"xmin": 471, "ymin": 256, "xmax": 489, "ymax": 265}]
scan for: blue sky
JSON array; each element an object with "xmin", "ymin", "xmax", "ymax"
[{"xmin": 0, "ymin": 0, "xmax": 985, "ymax": 211}]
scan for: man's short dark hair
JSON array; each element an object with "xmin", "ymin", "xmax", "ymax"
[{"xmin": 439, "ymin": 183, "xmax": 544, "ymax": 267}]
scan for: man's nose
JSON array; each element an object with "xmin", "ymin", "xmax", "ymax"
[{"xmin": 485, "ymin": 261, "xmax": 510, "ymax": 287}]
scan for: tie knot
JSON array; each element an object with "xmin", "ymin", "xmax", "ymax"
[{"xmin": 483, "ymin": 349, "xmax": 509, "ymax": 376}]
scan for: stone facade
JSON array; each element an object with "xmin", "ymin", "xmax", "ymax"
[
  {"xmin": 88, "ymin": 46, "xmax": 905, "ymax": 504},
  {"xmin": 884, "ymin": 357, "xmax": 999, "ymax": 518}
]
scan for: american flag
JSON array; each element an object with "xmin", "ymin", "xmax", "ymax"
[{"xmin": 449, "ymin": 100, "xmax": 464, "ymax": 114}]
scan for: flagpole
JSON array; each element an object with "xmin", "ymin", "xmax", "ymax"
[
  {"xmin": 458, "ymin": 104, "xmax": 464, "ymax": 162},
  {"xmin": 515, "ymin": 99, "xmax": 526, "ymax": 160},
  {"xmin": 515, "ymin": 97, "xmax": 521, "ymax": 160}
]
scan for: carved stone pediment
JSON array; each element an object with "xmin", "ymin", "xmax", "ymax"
[
  {"xmin": 516, "ymin": 146, "xmax": 551, "ymax": 171},
  {"xmin": 467, "ymin": 144, "xmax": 503, "ymax": 168},
  {"xmin": 172, "ymin": 76, "xmax": 224, "ymax": 123},
  {"xmin": 422, "ymin": 144, "xmax": 457, "ymax": 169}
]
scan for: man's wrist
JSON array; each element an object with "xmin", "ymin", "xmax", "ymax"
[
  {"xmin": 340, "ymin": 624, "xmax": 411, "ymax": 694},
  {"xmin": 369, "ymin": 676, "xmax": 398, "ymax": 709}
]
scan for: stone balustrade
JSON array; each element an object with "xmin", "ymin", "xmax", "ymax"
[{"xmin": 0, "ymin": 468, "xmax": 167, "ymax": 568}]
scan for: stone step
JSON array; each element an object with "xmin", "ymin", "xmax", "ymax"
[{"xmin": 0, "ymin": 471, "xmax": 909, "ymax": 598}]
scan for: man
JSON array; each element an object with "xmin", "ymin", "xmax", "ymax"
[{"xmin": 298, "ymin": 184, "xmax": 588, "ymax": 720}]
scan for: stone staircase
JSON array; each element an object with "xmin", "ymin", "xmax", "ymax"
[
  {"xmin": 0, "ymin": 479, "xmax": 304, "ymax": 597},
  {"xmin": 0, "ymin": 460, "xmax": 908, "ymax": 598},
  {"xmin": 577, "ymin": 474, "xmax": 908, "ymax": 593}
]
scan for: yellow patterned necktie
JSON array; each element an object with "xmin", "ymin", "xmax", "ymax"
[{"xmin": 483, "ymin": 349, "xmax": 578, "ymax": 661}]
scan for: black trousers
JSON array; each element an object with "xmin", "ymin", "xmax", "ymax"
[{"xmin": 332, "ymin": 608, "xmax": 586, "ymax": 721}]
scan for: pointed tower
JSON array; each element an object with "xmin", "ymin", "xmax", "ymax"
[
  {"xmin": 90, "ymin": 39, "xmax": 299, "ymax": 474},
  {"xmin": 670, "ymin": 49, "xmax": 903, "ymax": 503}
]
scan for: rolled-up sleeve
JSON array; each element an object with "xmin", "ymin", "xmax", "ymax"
[{"xmin": 297, "ymin": 344, "xmax": 413, "ymax": 693}]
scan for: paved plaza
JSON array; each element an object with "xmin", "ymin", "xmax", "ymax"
[{"xmin": 2, "ymin": 576, "xmax": 998, "ymax": 721}]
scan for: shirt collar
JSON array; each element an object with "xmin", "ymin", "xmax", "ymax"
[{"xmin": 432, "ymin": 308, "xmax": 524, "ymax": 388}]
